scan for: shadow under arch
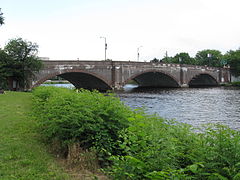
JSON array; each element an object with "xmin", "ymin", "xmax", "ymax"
[
  {"xmin": 188, "ymin": 73, "xmax": 219, "ymax": 87},
  {"xmin": 33, "ymin": 70, "xmax": 112, "ymax": 91},
  {"xmin": 124, "ymin": 70, "xmax": 180, "ymax": 88}
]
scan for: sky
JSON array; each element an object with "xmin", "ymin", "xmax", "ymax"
[{"xmin": 0, "ymin": 0, "xmax": 240, "ymax": 61}]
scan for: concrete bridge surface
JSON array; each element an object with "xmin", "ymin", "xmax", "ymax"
[{"xmin": 32, "ymin": 60, "xmax": 231, "ymax": 90}]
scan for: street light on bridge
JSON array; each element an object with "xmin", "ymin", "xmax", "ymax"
[
  {"xmin": 100, "ymin": 36, "xmax": 107, "ymax": 61},
  {"xmin": 207, "ymin": 53, "xmax": 212, "ymax": 66},
  {"xmin": 137, "ymin": 46, "xmax": 143, "ymax": 61}
]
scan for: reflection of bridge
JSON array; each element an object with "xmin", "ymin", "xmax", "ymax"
[{"xmin": 32, "ymin": 60, "xmax": 231, "ymax": 90}]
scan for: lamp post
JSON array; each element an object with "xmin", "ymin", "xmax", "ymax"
[
  {"xmin": 100, "ymin": 36, "xmax": 107, "ymax": 61},
  {"xmin": 137, "ymin": 46, "xmax": 143, "ymax": 61},
  {"xmin": 179, "ymin": 57, "xmax": 182, "ymax": 64},
  {"xmin": 207, "ymin": 53, "xmax": 212, "ymax": 66}
]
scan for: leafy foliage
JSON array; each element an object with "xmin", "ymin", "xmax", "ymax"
[
  {"xmin": 0, "ymin": 49, "xmax": 13, "ymax": 89},
  {"xmin": 150, "ymin": 58, "xmax": 161, "ymax": 63},
  {"xmin": 195, "ymin": 49, "xmax": 223, "ymax": 67},
  {"xmin": 106, "ymin": 112, "xmax": 240, "ymax": 179},
  {"xmin": 32, "ymin": 86, "xmax": 131, "ymax": 166},
  {"xmin": 173, "ymin": 52, "xmax": 196, "ymax": 65},
  {"xmin": 0, "ymin": 8, "xmax": 4, "ymax": 26},
  {"xmin": 224, "ymin": 49, "xmax": 240, "ymax": 76},
  {"xmin": 0, "ymin": 38, "xmax": 42, "ymax": 90},
  {"xmin": 152, "ymin": 49, "xmax": 237, "ymax": 71},
  {"xmin": 161, "ymin": 56, "xmax": 174, "ymax": 64}
]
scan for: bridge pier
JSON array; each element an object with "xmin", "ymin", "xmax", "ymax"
[{"xmin": 180, "ymin": 84, "xmax": 189, "ymax": 88}]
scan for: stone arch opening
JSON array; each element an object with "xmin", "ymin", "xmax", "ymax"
[
  {"xmin": 125, "ymin": 71, "xmax": 180, "ymax": 88},
  {"xmin": 33, "ymin": 71, "xmax": 112, "ymax": 91},
  {"xmin": 188, "ymin": 73, "xmax": 218, "ymax": 87}
]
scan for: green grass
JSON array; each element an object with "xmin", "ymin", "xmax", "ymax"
[
  {"xmin": 0, "ymin": 92, "xmax": 70, "ymax": 180},
  {"xmin": 231, "ymin": 81, "xmax": 240, "ymax": 86}
]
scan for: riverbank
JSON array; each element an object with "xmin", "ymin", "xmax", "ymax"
[
  {"xmin": 0, "ymin": 92, "xmax": 71, "ymax": 179},
  {"xmin": 229, "ymin": 81, "xmax": 240, "ymax": 87},
  {"xmin": 3, "ymin": 88, "xmax": 240, "ymax": 179},
  {"xmin": 221, "ymin": 81, "xmax": 240, "ymax": 87},
  {"xmin": 0, "ymin": 91, "xmax": 109, "ymax": 180}
]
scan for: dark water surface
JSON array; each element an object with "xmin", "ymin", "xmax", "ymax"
[{"xmin": 119, "ymin": 85, "xmax": 240, "ymax": 130}]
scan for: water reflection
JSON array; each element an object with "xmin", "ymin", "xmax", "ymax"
[{"xmin": 41, "ymin": 83, "xmax": 74, "ymax": 88}]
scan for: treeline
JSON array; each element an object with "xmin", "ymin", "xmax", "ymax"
[
  {"xmin": 32, "ymin": 87, "xmax": 240, "ymax": 179},
  {"xmin": 150, "ymin": 49, "xmax": 240, "ymax": 76}
]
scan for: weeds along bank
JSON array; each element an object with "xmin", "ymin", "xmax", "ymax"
[{"xmin": 32, "ymin": 87, "xmax": 240, "ymax": 179}]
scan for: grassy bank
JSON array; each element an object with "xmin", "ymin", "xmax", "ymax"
[
  {"xmin": 0, "ymin": 92, "xmax": 70, "ymax": 179},
  {"xmin": 230, "ymin": 81, "xmax": 240, "ymax": 87},
  {"xmin": 221, "ymin": 81, "xmax": 240, "ymax": 87}
]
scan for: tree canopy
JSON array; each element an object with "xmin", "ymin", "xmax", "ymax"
[
  {"xmin": 195, "ymin": 49, "xmax": 223, "ymax": 67},
  {"xmin": 148, "ymin": 49, "xmax": 240, "ymax": 76},
  {"xmin": 0, "ymin": 38, "xmax": 42, "ymax": 90},
  {"xmin": 173, "ymin": 52, "xmax": 196, "ymax": 65},
  {"xmin": 0, "ymin": 8, "xmax": 4, "ymax": 26},
  {"xmin": 224, "ymin": 49, "xmax": 240, "ymax": 76}
]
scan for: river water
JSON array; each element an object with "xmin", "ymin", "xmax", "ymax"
[
  {"xmin": 119, "ymin": 85, "xmax": 240, "ymax": 130},
  {"xmin": 43, "ymin": 84, "xmax": 240, "ymax": 130}
]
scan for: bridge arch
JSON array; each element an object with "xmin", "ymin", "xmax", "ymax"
[
  {"xmin": 32, "ymin": 69, "xmax": 112, "ymax": 91},
  {"xmin": 123, "ymin": 70, "xmax": 180, "ymax": 88},
  {"xmin": 188, "ymin": 73, "xmax": 219, "ymax": 87}
]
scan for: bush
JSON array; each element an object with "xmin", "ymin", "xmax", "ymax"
[
  {"xmin": 106, "ymin": 112, "xmax": 240, "ymax": 179},
  {"xmin": 32, "ymin": 86, "xmax": 132, "ymax": 166}
]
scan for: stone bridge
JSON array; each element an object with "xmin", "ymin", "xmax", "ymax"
[{"xmin": 32, "ymin": 60, "xmax": 231, "ymax": 90}]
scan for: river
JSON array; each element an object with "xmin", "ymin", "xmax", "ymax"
[{"xmin": 42, "ymin": 84, "xmax": 240, "ymax": 130}]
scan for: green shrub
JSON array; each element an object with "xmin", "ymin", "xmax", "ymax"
[
  {"xmin": 106, "ymin": 112, "xmax": 240, "ymax": 179},
  {"xmin": 106, "ymin": 111, "xmax": 199, "ymax": 179},
  {"xmin": 32, "ymin": 86, "xmax": 132, "ymax": 166}
]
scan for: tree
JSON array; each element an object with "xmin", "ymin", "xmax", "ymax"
[
  {"xmin": 0, "ymin": 49, "xmax": 13, "ymax": 89},
  {"xmin": 150, "ymin": 58, "xmax": 160, "ymax": 63},
  {"xmin": 224, "ymin": 49, "xmax": 240, "ymax": 76},
  {"xmin": 195, "ymin": 49, "xmax": 222, "ymax": 67},
  {"xmin": 161, "ymin": 51, "xmax": 174, "ymax": 63},
  {"xmin": 0, "ymin": 8, "xmax": 4, "ymax": 26},
  {"xmin": 173, "ymin": 52, "xmax": 196, "ymax": 65},
  {"xmin": 161, "ymin": 56, "xmax": 174, "ymax": 63},
  {"xmin": 0, "ymin": 38, "xmax": 42, "ymax": 90}
]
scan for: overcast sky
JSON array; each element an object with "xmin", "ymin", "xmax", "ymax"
[{"xmin": 0, "ymin": 0, "xmax": 240, "ymax": 61}]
